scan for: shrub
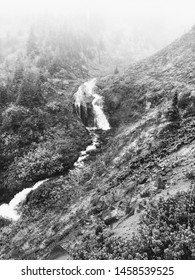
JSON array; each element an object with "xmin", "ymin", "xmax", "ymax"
[
  {"xmin": 155, "ymin": 175, "xmax": 166, "ymax": 189},
  {"xmin": 185, "ymin": 170, "xmax": 195, "ymax": 180},
  {"xmin": 14, "ymin": 143, "xmax": 63, "ymax": 182},
  {"xmin": 46, "ymin": 101, "xmax": 62, "ymax": 112},
  {"xmin": 21, "ymin": 180, "xmax": 78, "ymax": 217},
  {"xmin": 17, "ymin": 109, "xmax": 48, "ymax": 144},
  {"xmin": 178, "ymin": 92, "xmax": 190, "ymax": 109},
  {"xmin": 68, "ymin": 165, "xmax": 92, "ymax": 186},
  {"xmin": 165, "ymin": 104, "xmax": 180, "ymax": 123},
  {"xmin": 72, "ymin": 189, "xmax": 195, "ymax": 260},
  {"xmin": 1, "ymin": 105, "xmax": 30, "ymax": 132},
  {"xmin": 0, "ymin": 217, "xmax": 12, "ymax": 228},
  {"xmin": 183, "ymin": 106, "xmax": 195, "ymax": 118},
  {"xmin": 140, "ymin": 189, "xmax": 151, "ymax": 198}
]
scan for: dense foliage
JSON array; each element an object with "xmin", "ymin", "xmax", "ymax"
[
  {"xmin": 21, "ymin": 180, "xmax": 78, "ymax": 217},
  {"xmin": 14, "ymin": 144, "xmax": 63, "ymax": 181},
  {"xmin": 0, "ymin": 58, "xmax": 90, "ymax": 204},
  {"xmin": 73, "ymin": 189, "xmax": 195, "ymax": 260}
]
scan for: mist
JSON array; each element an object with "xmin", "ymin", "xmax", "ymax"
[
  {"xmin": 1, "ymin": 0, "xmax": 195, "ymax": 263},
  {"xmin": 0, "ymin": 0, "xmax": 195, "ymax": 65}
]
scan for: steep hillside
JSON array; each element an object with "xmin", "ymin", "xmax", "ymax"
[
  {"xmin": 1, "ymin": 27, "xmax": 195, "ymax": 260},
  {"xmin": 68, "ymin": 25, "xmax": 195, "ymax": 258},
  {"xmin": 99, "ymin": 26, "xmax": 195, "ymax": 125}
]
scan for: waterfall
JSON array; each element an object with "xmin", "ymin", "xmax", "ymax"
[
  {"xmin": 92, "ymin": 93, "xmax": 110, "ymax": 130},
  {"xmin": 74, "ymin": 78, "xmax": 110, "ymax": 130},
  {"xmin": 73, "ymin": 78, "xmax": 110, "ymax": 167},
  {"xmin": 0, "ymin": 179, "xmax": 48, "ymax": 221}
]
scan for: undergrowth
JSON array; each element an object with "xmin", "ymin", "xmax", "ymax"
[{"xmin": 72, "ymin": 188, "xmax": 195, "ymax": 260}]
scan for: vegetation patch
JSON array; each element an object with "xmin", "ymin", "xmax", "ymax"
[{"xmin": 72, "ymin": 189, "xmax": 195, "ymax": 260}]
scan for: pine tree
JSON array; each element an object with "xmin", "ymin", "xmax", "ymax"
[
  {"xmin": 26, "ymin": 29, "xmax": 39, "ymax": 58},
  {"xmin": 114, "ymin": 66, "xmax": 119, "ymax": 74},
  {"xmin": 165, "ymin": 93, "xmax": 181, "ymax": 123},
  {"xmin": 16, "ymin": 69, "xmax": 44, "ymax": 108},
  {"xmin": 0, "ymin": 84, "xmax": 8, "ymax": 105}
]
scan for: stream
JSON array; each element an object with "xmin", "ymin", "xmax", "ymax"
[{"xmin": 0, "ymin": 78, "xmax": 110, "ymax": 221}]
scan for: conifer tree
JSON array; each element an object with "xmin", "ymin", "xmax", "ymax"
[
  {"xmin": 16, "ymin": 69, "xmax": 44, "ymax": 108},
  {"xmin": 26, "ymin": 29, "xmax": 39, "ymax": 58}
]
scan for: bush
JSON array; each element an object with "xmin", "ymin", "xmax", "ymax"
[
  {"xmin": 21, "ymin": 180, "xmax": 78, "ymax": 217},
  {"xmin": 178, "ymin": 92, "xmax": 190, "ymax": 109},
  {"xmin": 17, "ymin": 109, "xmax": 48, "ymax": 144},
  {"xmin": 183, "ymin": 106, "xmax": 195, "ymax": 118},
  {"xmin": 0, "ymin": 217, "xmax": 12, "ymax": 228},
  {"xmin": 72, "ymin": 189, "xmax": 195, "ymax": 260},
  {"xmin": 1, "ymin": 105, "xmax": 30, "ymax": 132},
  {"xmin": 14, "ymin": 143, "xmax": 64, "ymax": 182},
  {"xmin": 165, "ymin": 104, "xmax": 180, "ymax": 123}
]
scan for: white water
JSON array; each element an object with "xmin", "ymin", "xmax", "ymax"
[
  {"xmin": 74, "ymin": 78, "xmax": 110, "ymax": 167},
  {"xmin": 74, "ymin": 127, "xmax": 100, "ymax": 168},
  {"xmin": 0, "ymin": 79, "xmax": 111, "ymax": 221},
  {"xmin": 0, "ymin": 179, "xmax": 48, "ymax": 221},
  {"xmin": 74, "ymin": 78, "xmax": 110, "ymax": 130},
  {"xmin": 92, "ymin": 93, "xmax": 110, "ymax": 130}
]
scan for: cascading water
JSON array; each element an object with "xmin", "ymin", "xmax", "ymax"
[
  {"xmin": 74, "ymin": 78, "xmax": 110, "ymax": 130},
  {"xmin": 92, "ymin": 93, "xmax": 110, "ymax": 130},
  {"xmin": 0, "ymin": 78, "xmax": 110, "ymax": 221},
  {"xmin": 0, "ymin": 179, "xmax": 48, "ymax": 221},
  {"xmin": 74, "ymin": 78, "xmax": 110, "ymax": 167}
]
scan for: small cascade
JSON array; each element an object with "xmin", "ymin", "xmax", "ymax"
[
  {"xmin": 74, "ymin": 127, "xmax": 100, "ymax": 168},
  {"xmin": 0, "ymin": 179, "xmax": 48, "ymax": 221},
  {"xmin": 92, "ymin": 93, "xmax": 110, "ymax": 130},
  {"xmin": 74, "ymin": 78, "xmax": 110, "ymax": 130},
  {"xmin": 74, "ymin": 78, "xmax": 110, "ymax": 167}
]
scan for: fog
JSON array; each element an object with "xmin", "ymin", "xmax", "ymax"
[{"xmin": 0, "ymin": 0, "xmax": 195, "ymax": 63}]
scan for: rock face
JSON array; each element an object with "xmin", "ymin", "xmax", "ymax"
[
  {"xmin": 75, "ymin": 103, "xmax": 94, "ymax": 127},
  {"xmin": 74, "ymin": 79, "xmax": 96, "ymax": 126}
]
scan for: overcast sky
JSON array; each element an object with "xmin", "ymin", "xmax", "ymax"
[
  {"xmin": 0, "ymin": 0, "xmax": 194, "ymax": 22},
  {"xmin": 0, "ymin": 0, "xmax": 195, "ymax": 49}
]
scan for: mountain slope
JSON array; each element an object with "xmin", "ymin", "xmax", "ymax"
[
  {"xmin": 99, "ymin": 26, "xmax": 195, "ymax": 126},
  {"xmin": 70, "ymin": 25, "xmax": 195, "ymax": 258},
  {"xmin": 91, "ymin": 26, "xmax": 195, "ymax": 242},
  {"xmin": 1, "ymin": 27, "xmax": 195, "ymax": 260}
]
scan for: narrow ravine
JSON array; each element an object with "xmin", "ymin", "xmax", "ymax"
[{"xmin": 0, "ymin": 78, "xmax": 110, "ymax": 221}]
